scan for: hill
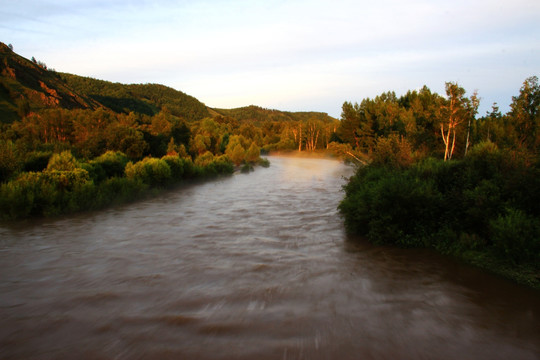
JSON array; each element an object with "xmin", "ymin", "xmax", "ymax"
[
  {"xmin": 0, "ymin": 41, "xmax": 210, "ymax": 123},
  {"xmin": 59, "ymin": 73, "xmax": 209, "ymax": 122},
  {"xmin": 1, "ymin": 42, "xmax": 335, "ymax": 125},
  {"xmin": 212, "ymin": 105, "xmax": 336, "ymax": 123},
  {"xmin": 0, "ymin": 42, "xmax": 98, "ymax": 123}
]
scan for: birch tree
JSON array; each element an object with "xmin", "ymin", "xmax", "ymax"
[
  {"xmin": 441, "ymin": 82, "xmax": 468, "ymax": 161},
  {"xmin": 464, "ymin": 90, "xmax": 480, "ymax": 156}
]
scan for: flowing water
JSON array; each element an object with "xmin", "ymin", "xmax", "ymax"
[{"xmin": 0, "ymin": 156, "xmax": 539, "ymax": 359}]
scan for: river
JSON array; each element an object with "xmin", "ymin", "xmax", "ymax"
[{"xmin": 0, "ymin": 156, "xmax": 539, "ymax": 359}]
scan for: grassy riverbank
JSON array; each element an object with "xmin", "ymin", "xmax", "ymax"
[
  {"xmin": 339, "ymin": 142, "xmax": 540, "ymax": 289},
  {"xmin": 0, "ymin": 151, "xmax": 236, "ymax": 220}
]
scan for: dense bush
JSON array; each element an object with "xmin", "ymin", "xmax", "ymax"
[
  {"xmin": 339, "ymin": 142, "xmax": 540, "ymax": 282},
  {"xmin": 489, "ymin": 208, "xmax": 540, "ymax": 264},
  {"xmin": 22, "ymin": 151, "xmax": 52, "ymax": 172},
  {"xmin": 92, "ymin": 151, "xmax": 129, "ymax": 178},
  {"xmin": 0, "ymin": 168, "xmax": 92, "ymax": 218},
  {"xmin": 340, "ymin": 166, "xmax": 442, "ymax": 246},
  {"xmin": 125, "ymin": 157, "xmax": 172, "ymax": 187},
  {"xmin": 0, "ymin": 140, "xmax": 19, "ymax": 182},
  {"xmin": 161, "ymin": 154, "xmax": 185, "ymax": 179}
]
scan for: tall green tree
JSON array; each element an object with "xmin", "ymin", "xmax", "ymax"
[{"xmin": 509, "ymin": 76, "xmax": 540, "ymax": 153}]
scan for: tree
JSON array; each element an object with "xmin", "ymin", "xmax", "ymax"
[
  {"xmin": 509, "ymin": 76, "xmax": 540, "ymax": 152},
  {"xmin": 16, "ymin": 97, "xmax": 30, "ymax": 118},
  {"xmin": 46, "ymin": 151, "xmax": 79, "ymax": 171},
  {"xmin": 245, "ymin": 142, "xmax": 260, "ymax": 163},
  {"xmin": 464, "ymin": 90, "xmax": 480, "ymax": 156},
  {"xmin": 441, "ymin": 82, "xmax": 469, "ymax": 161},
  {"xmin": 337, "ymin": 102, "xmax": 361, "ymax": 148},
  {"xmin": 305, "ymin": 119, "xmax": 322, "ymax": 151},
  {"xmin": 229, "ymin": 144, "xmax": 245, "ymax": 165}
]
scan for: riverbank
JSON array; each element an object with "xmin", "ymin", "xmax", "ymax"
[
  {"xmin": 339, "ymin": 143, "xmax": 540, "ymax": 290},
  {"xmin": 266, "ymin": 149, "xmax": 340, "ymax": 159},
  {"xmin": 2, "ymin": 156, "xmax": 539, "ymax": 359}
]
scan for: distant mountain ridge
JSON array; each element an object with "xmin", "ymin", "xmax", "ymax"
[
  {"xmin": 0, "ymin": 42, "xmax": 333, "ymax": 124},
  {"xmin": 212, "ymin": 105, "xmax": 336, "ymax": 123}
]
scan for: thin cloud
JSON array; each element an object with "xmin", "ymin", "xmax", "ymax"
[{"xmin": 2, "ymin": 0, "xmax": 539, "ymax": 117}]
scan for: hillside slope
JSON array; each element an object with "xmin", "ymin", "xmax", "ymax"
[
  {"xmin": 1, "ymin": 42, "xmax": 334, "ymax": 125},
  {"xmin": 60, "ymin": 73, "xmax": 210, "ymax": 122},
  {"xmin": 0, "ymin": 42, "xmax": 99, "ymax": 122},
  {"xmin": 212, "ymin": 105, "xmax": 336, "ymax": 123}
]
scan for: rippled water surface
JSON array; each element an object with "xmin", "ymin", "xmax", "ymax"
[{"xmin": 1, "ymin": 156, "xmax": 539, "ymax": 359}]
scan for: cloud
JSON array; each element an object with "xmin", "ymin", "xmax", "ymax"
[{"xmin": 3, "ymin": 0, "xmax": 539, "ymax": 117}]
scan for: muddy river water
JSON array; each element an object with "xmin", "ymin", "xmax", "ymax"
[{"xmin": 1, "ymin": 156, "xmax": 539, "ymax": 359}]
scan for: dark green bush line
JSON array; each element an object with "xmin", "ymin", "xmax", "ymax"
[
  {"xmin": 339, "ymin": 142, "xmax": 540, "ymax": 288},
  {"xmin": 0, "ymin": 151, "xmax": 234, "ymax": 220}
]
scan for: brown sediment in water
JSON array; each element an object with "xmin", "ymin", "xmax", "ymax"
[{"xmin": 0, "ymin": 156, "xmax": 538, "ymax": 360}]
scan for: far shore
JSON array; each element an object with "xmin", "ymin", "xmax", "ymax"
[{"xmin": 266, "ymin": 150, "xmax": 340, "ymax": 159}]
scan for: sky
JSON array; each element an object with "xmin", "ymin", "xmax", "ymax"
[{"xmin": 1, "ymin": 0, "xmax": 539, "ymax": 118}]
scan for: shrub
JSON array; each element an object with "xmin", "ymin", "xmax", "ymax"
[
  {"xmin": 489, "ymin": 208, "xmax": 540, "ymax": 264},
  {"xmin": 0, "ymin": 179, "xmax": 35, "ymax": 219},
  {"xmin": 258, "ymin": 157, "xmax": 270, "ymax": 168},
  {"xmin": 209, "ymin": 155, "xmax": 234, "ymax": 174},
  {"xmin": 241, "ymin": 163, "xmax": 254, "ymax": 173},
  {"xmin": 194, "ymin": 151, "xmax": 215, "ymax": 167},
  {"xmin": 96, "ymin": 176, "xmax": 147, "ymax": 207},
  {"xmin": 0, "ymin": 140, "xmax": 20, "ymax": 183},
  {"xmin": 162, "ymin": 154, "xmax": 185, "ymax": 180},
  {"xmin": 245, "ymin": 142, "xmax": 260, "ymax": 163},
  {"xmin": 23, "ymin": 151, "xmax": 53, "ymax": 172},
  {"xmin": 228, "ymin": 144, "xmax": 246, "ymax": 166},
  {"xmin": 92, "ymin": 151, "xmax": 129, "ymax": 178},
  {"xmin": 125, "ymin": 157, "xmax": 172, "ymax": 187},
  {"xmin": 371, "ymin": 134, "xmax": 413, "ymax": 169},
  {"xmin": 46, "ymin": 151, "xmax": 79, "ymax": 171},
  {"xmin": 0, "ymin": 168, "xmax": 93, "ymax": 219},
  {"xmin": 339, "ymin": 165, "xmax": 442, "ymax": 246}
]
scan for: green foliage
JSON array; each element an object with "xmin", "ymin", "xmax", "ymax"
[
  {"xmin": 245, "ymin": 142, "xmax": 261, "ymax": 163},
  {"xmin": 490, "ymin": 208, "xmax": 540, "ymax": 264},
  {"xmin": 161, "ymin": 154, "xmax": 185, "ymax": 179},
  {"xmin": 22, "ymin": 151, "xmax": 52, "ymax": 172},
  {"xmin": 194, "ymin": 151, "xmax": 216, "ymax": 167},
  {"xmin": 0, "ymin": 177, "xmax": 36, "ymax": 219},
  {"xmin": 125, "ymin": 157, "xmax": 172, "ymax": 187},
  {"xmin": 95, "ymin": 176, "xmax": 147, "ymax": 207},
  {"xmin": 106, "ymin": 124, "xmax": 148, "ymax": 159},
  {"xmin": 371, "ymin": 134, "xmax": 413, "ymax": 168},
  {"xmin": 92, "ymin": 151, "xmax": 129, "ymax": 178},
  {"xmin": 340, "ymin": 140, "xmax": 540, "ymax": 287},
  {"xmin": 509, "ymin": 76, "xmax": 540, "ymax": 152},
  {"xmin": 0, "ymin": 140, "xmax": 19, "ymax": 182},
  {"xmin": 0, "ymin": 167, "xmax": 92, "ymax": 219},
  {"xmin": 257, "ymin": 157, "xmax": 270, "ymax": 168},
  {"xmin": 213, "ymin": 105, "xmax": 334, "ymax": 124},
  {"xmin": 340, "ymin": 166, "xmax": 442, "ymax": 246},
  {"xmin": 46, "ymin": 151, "xmax": 79, "ymax": 171},
  {"xmin": 228, "ymin": 144, "xmax": 245, "ymax": 166},
  {"xmin": 60, "ymin": 74, "xmax": 209, "ymax": 121},
  {"xmin": 192, "ymin": 152, "xmax": 233, "ymax": 177},
  {"xmin": 206, "ymin": 155, "xmax": 234, "ymax": 175}
]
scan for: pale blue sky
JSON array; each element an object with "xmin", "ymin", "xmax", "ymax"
[{"xmin": 2, "ymin": 0, "xmax": 539, "ymax": 117}]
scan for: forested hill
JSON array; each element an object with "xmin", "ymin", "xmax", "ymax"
[
  {"xmin": 0, "ymin": 42, "xmax": 99, "ymax": 122},
  {"xmin": 1, "ymin": 42, "xmax": 334, "ymax": 125},
  {"xmin": 0, "ymin": 42, "xmax": 341, "ymax": 221},
  {"xmin": 212, "ymin": 105, "xmax": 336, "ymax": 123},
  {"xmin": 59, "ymin": 73, "xmax": 209, "ymax": 122}
]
